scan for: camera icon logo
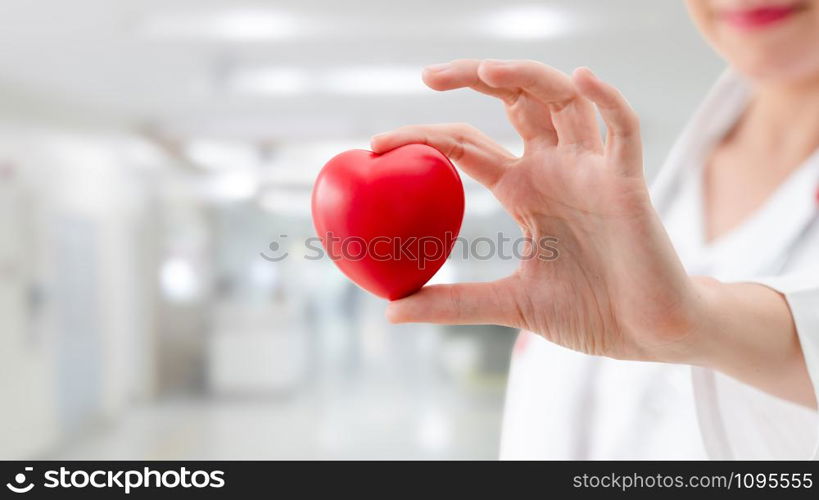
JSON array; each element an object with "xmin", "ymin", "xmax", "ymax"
[{"xmin": 6, "ymin": 467, "xmax": 35, "ymax": 494}]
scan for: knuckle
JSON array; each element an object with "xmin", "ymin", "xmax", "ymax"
[
  {"xmin": 447, "ymin": 286, "xmax": 464, "ymax": 319},
  {"xmin": 453, "ymin": 122, "xmax": 478, "ymax": 137},
  {"xmin": 393, "ymin": 124, "xmax": 418, "ymax": 136},
  {"xmin": 451, "ymin": 58, "xmax": 477, "ymax": 66},
  {"xmin": 402, "ymin": 123, "xmax": 436, "ymax": 138},
  {"xmin": 521, "ymin": 59, "xmax": 547, "ymax": 70},
  {"xmin": 448, "ymin": 141, "xmax": 468, "ymax": 161},
  {"xmin": 623, "ymin": 111, "xmax": 640, "ymax": 134}
]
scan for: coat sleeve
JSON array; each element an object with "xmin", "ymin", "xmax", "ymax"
[
  {"xmin": 692, "ymin": 272, "xmax": 819, "ymax": 459},
  {"xmin": 757, "ymin": 273, "xmax": 819, "ymax": 419}
]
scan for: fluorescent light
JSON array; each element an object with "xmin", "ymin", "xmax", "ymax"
[
  {"xmin": 140, "ymin": 9, "xmax": 300, "ymax": 41},
  {"xmin": 186, "ymin": 140, "xmax": 259, "ymax": 170},
  {"xmin": 160, "ymin": 257, "xmax": 201, "ymax": 303},
  {"xmin": 485, "ymin": 5, "xmax": 572, "ymax": 39},
  {"xmin": 229, "ymin": 66, "xmax": 427, "ymax": 96},
  {"xmin": 324, "ymin": 66, "xmax": 427, "ymax": 95},
  {"xmin": 201, "ymin": 170, "xmax": 259, "ymax": 201},
  {"xmin": 258, "ymin": 189, "xmax": 311, "ymax": 216},
  {"xmin": 229, "ymin": 68, "xmax": 308, "ymax": 96}
]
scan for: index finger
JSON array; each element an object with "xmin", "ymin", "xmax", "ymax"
[
  {"xmin": 422, "ymin": 58, "xmax": 520, "ymax": 103},
  {"xmin": 370, "ymin": 123, "xmax": 513, "ymax": 189}
]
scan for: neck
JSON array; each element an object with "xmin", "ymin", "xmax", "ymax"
[{"xmin": 735, "ymin": 75, "xmax": 819, "ymax": 163}]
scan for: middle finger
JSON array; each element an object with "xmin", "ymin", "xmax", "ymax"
[
  {"xmin": 423, "ymin": 59, "xmax": 558, "ymax": 146},
  {"xmin": 478, "ymin": 60, "xmax": 603, "ymax": 153}
]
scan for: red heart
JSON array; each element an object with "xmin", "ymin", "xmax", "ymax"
[{"xmin": 311, "ymin": 144, "xmax": 464, "ymax": 300}]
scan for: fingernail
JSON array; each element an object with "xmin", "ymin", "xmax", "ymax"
[{"xmin": 424, "ymin": 63, "xmax": 450, "ymax": 73}]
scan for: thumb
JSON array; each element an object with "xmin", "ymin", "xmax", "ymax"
[{"xmin": 386, "ymin": 278, "xmax": 520, "ymax": 325}]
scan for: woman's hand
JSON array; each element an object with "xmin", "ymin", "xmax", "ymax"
[
  {"xmin": 371, "ymin": 58, "xmax": 816, "ymax": 408},
  {"xmin": 371, "ymin": 59, "xmax": 705, "ymax": 363}
]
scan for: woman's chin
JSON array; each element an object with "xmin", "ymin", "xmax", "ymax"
[{"xmin": 730, "ymin": 52, "xmax": 819, "ymax": 86}]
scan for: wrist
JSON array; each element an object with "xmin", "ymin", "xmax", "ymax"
[
  {"xmin": 650, "ymin": 275, "xmax": 725, "ymax": 366},
  {"xmin": 682, "ymin": 276, "xmax": 726, "ymax": 366}
]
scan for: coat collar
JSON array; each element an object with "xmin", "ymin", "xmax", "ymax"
[{"xmin": 653, "ymin": 69, "xmax": 819, "ymax": 279}]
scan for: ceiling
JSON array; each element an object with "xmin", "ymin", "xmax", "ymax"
[{"xmin": 0, "ymin": 0, "xmax": 724, "ymax": 150}]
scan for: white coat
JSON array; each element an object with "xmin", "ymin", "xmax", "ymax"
[{"xmin": 499, "ymin": 70, "xmax": 819, "ymax": 460}]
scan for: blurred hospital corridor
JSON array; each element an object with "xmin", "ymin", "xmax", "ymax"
[{"xmin": 0, "ymin": 0, "xmax": 722, "ymax": 460}]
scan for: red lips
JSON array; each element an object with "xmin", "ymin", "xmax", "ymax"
[
  {"xmin": 311, "ymin": 144, "xmax": 465, "ymax": 300},
  {"xmin": 721, "ymin": 4, "xmax": 802, "ymax": 29}
]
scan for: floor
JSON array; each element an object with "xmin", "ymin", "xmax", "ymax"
[{"xmin": 51, "ymin": 378, "xmax": 506, "ymax": 460}]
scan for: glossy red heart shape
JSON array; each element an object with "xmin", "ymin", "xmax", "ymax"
[{"xmin": 311, "ymin": 144, "xmax": 464, "ymax": 300}]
